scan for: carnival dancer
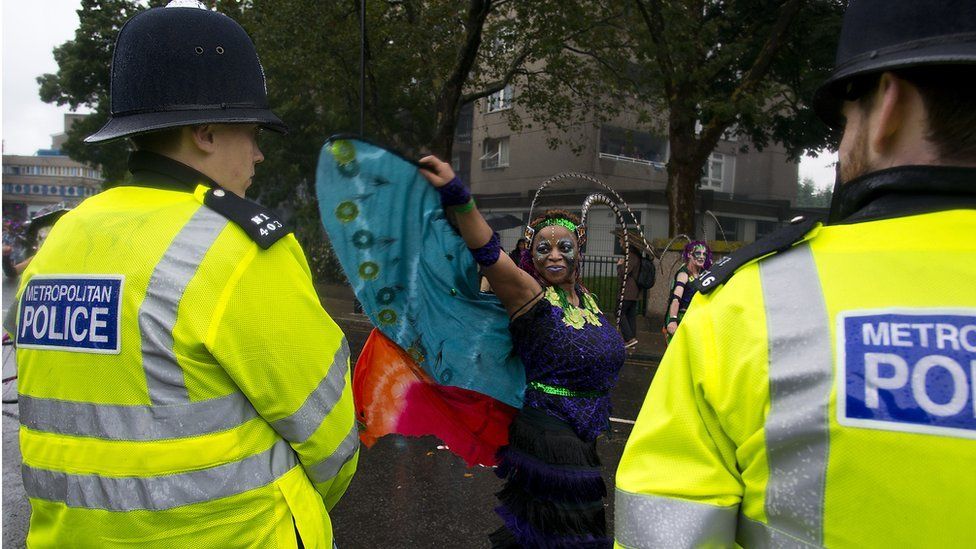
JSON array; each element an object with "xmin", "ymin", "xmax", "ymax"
[
  {"xmin": 663, "ymin": 240, "xmax": 711, "ymax": 343},
  {"xmin": 419, "ymin": 155, "xmax": 626, "ymax": 548}
]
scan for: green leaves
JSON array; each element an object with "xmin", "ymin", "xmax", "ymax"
[{"xmin": 40, "ymin": 0, "xmax": 845, "ymax": 244}]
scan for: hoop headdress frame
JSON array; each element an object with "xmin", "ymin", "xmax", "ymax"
[{"xmin": 521, "ymin": 172, "xmax": 661, "ymax": 330}]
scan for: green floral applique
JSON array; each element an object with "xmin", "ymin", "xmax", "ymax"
[{"xmin": 545, "ymin": 286, "xmax": 603, "ymax": 329}]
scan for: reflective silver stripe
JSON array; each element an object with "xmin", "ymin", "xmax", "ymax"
[
  {"xmin": 140, "ymin": 207, "xmax": 228, "ymax": 405},
  {"xmin": 736, "ymin": 514, "xmax": 821, "ymax": 548},
  {"xmin": 272, "ymin": 339, "xmax": 350, "ymax": 443},
  {"xmin": 23, "ymin": 438, "xmax": 297, "ymax": 511},
  {"xmin": 759, "ymin": 243, "xmax": 831, "ymax": 546},
  {"xmin": 614, "ymin": 488, "xmax": 738, "ymax": 548},
  {"xmin": 19, "ymin": 392, "xmax": 259, "ymax": 440},
  {"xmin": 305, "ymin": 423, "xmax": 359, "ymax": 484}
]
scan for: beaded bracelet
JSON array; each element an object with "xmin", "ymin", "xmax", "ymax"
[
  {"xmin": 435, "ymin": 176, "xmax": 471, "ymax": 208},
  {"xmin": 469, "ymin": 231, "xmax": 502, "ymax": 267}
]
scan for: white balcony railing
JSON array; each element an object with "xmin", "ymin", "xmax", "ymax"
[{"xmin": 598, "ymin": 152, "xmax": 666, "ymax": 169}]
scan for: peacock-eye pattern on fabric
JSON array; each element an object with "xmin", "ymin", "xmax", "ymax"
[{"xmin": 315, "ymin": 137, "xmax": 526, "ymax": 408}]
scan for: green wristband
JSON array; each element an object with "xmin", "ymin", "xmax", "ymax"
[{"xmin": 453, "ymin": 198, "xmax": 476, "ymax": 213}]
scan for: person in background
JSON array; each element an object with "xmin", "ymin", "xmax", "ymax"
[
  {"xmin": 2, "ymin": 206, "xmax": 70, "ymax": 278},
  {"xmin": 616, "ymin": 1, "xmax": 976, "ymax": 546},
  {"xmin": 663, "ymin": 240, "xmax": 711, "ymax": 343},
  {"xmin": 616, "ymin": 234, "xmax": 641, "ymax": 348},
  {"xmin": 508, "ymin": 236, "xmax": 529, "ymax": 264}
]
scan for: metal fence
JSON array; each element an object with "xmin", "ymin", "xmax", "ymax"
[{"xmin": 579, "ymin": 254, "xmax": 646, "ymax": 316}]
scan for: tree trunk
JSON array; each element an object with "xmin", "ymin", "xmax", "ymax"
[
  {"xmin": 429, "ymin": 0, "xmax": 492, "ymax": 160},
  {"xmin": 666, "ymin": 156, "xmax": 701, "ymax": 238},
  {"xmin": 665, "ymin": 108, "xmax": 709, "ymax": 238},
  {"xmin": 430, "ymin": 111, "xmax": 456, "ymax": 160}
]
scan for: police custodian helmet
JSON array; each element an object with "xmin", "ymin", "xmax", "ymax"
[
  {"xmin": 813, "ymin": 0, "xmax": 976, "ymax": 127},
  {"xmin": 86, "ymin": 0, "xmax": 287, "ymax": 143}
]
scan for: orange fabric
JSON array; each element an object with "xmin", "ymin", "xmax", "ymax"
[{"xmin": 353, "ymin": 329, "xmax": 517, "ymax": 466}]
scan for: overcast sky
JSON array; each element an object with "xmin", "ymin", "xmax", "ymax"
[
  {"xmin": 2, "ymin": 0, "xmax": 87, "ymax": 156},
  {"xmin": 1, "ymin": 0, "xmax": 838, "ymax": 189}
]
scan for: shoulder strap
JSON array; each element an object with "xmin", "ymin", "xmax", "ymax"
[
  {"xmin": 203, "ymin": 188, "xmax": 291, "ymax": 249},
  {"xmin": 696, "ymin": 216, "xmax": 820, "ymax": 295}
]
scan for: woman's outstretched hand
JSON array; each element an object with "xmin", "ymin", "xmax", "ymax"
[{"xmin": 418, "ymin": 155, "xmax": 456, "ymax": 187}]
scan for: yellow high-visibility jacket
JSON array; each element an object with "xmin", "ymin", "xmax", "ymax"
[
  {"xmin": 11, "ymin": 154, "xmax": 358, "ymax": 548},
  {"xmin": 616, "ymin": 167, "xmax": 976, "ymax": 548}
]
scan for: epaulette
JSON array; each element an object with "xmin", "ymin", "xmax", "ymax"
[
  {"xmin": 696, "ymin": 215, "xmax": 820, "ymax": 295},
  {"xmin": 203, "ymin": 188, "xmax": 291, "ymax": 249}
]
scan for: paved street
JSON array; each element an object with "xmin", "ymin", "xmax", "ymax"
[{"xmin": 2, "ymin": 281, "xmax": 660, "ymax": 548}]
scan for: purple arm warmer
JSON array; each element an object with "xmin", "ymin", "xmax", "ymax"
[
  {"xmin": 470, "ymin": 232, "xmax": 502, "ymax": 267},
  {"xmin": 436, "ymin": 176, "xmax": 471, "ymax": 208}
]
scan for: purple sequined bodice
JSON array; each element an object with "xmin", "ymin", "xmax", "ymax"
[{"xmin": 509, "ymin": 289, "xmax": 626, "ymax": 440}]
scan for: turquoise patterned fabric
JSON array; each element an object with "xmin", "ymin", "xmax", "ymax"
[{"xmin": 316, "ymin": 137, "xmax": 525, "ymax": 408}]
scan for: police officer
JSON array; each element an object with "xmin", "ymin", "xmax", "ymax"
[
  {"xmin": 615, "ymin": 0, "xmax": 975, "ymax": 546},
  {"xmin": 7, "ymin": 3, "xmax": 357, "ymax": 547}
]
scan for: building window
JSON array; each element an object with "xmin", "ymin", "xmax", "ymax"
[
  {"xmin": 713, "ymin": 215, "xmax": 740, "ymax": 241},
  {"xmin": 702, "ymin": 152, "xmax": 725, "ymax": 189},
  {"xmin": 755, "ymin": 220, "xmax": 781, "ymax": 239},
  {"xmin": 486, "ymin": 85, "xmax": 513, "ymax": 113},
  {"xmin": 481, "ymin": 137, "xmax": 510, "ymax": 170},
  {"xmin": 599, "ymin": 126, "xmax": 668, "ymax": 166}
]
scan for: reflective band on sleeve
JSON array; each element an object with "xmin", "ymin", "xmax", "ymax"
[
  {"xmin": 22, "ymin": 438, "xmax": 297, "ymax": 511},
  {"xmin": 305, "ymin": 423, "xmax": 359, "ymax": 484},
  {"xmin": 271, "ymin": 339, "xmax": 350, "ymax": 443},
  {"xmin": 736, "ymin": 514, "xmax": 821, "ymax": 548},
  {"xmin": 759, "ymin": 243, "xmax": 831, "ymax": 546},
  {"xmin": 140, "ymin": 207, "xmax": 228, "ymax": 405},
  {"xmin": 614, "ymin": 488, "xmax": 738, "ymax": 548},
  {"xmin": 19, "ymin": 392, "xmax": 258, "ymax": 441}
]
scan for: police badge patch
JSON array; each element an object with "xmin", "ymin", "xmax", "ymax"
[
  {"xmin": 837, "ymin": 309, "xmax": 976, "ymax": 439},
  {"xmin": 16, "ymin": 275, "xmax": 124, "ymax": 354}
]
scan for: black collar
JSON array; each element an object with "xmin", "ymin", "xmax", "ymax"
[
  {"xmin": 830, "ymin": 165, "xmax": 976, "ymax": 224},
  {"xmin": 125, "ymin": 151, "xmax": 224, "ymax": 193}
]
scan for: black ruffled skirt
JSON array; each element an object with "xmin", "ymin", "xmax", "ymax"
[{"xmin": 489, "ymin": 406, "xmax": 611, "ymax": 548}]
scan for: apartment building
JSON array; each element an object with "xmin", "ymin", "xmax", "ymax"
[
  {"xmin": 2, "ymin": 114, "xmax": 103, "ymax": 221},
  {"xmin": 466, "ymin": 84, "xmax": 804, "ymax": 256}
]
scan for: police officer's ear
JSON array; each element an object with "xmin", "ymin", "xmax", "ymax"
[
  {"xmin": 189, "ymin": 124, "xmax": 219, "ymax": 154},
  {"xmin": 869, "ymin": 73, "xmax": 928, "ymax": 160}
]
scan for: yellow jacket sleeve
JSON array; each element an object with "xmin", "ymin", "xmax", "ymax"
[
  {"xmin": 615, "ymin": 296, "xmax": 743, "ymax": 548},
  {"xmin": 207, "ymin": 234, "xmax": 358, "ymax": 510}
]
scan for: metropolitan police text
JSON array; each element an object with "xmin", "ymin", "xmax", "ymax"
[
  {"xmin": 20, "ymin": 283, "xmax": 114, "ymax": 343},
  {"xmin": 861, "ymin": 319, "xmax": 976, "ymax": 420}
]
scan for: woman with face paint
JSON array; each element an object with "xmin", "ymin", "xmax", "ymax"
[
  {"xmin": 420, "ymin": 155, "xmax": 625, "ymax": 549},
  {"xmin": 663, "ymin": 240, "xmax": 712, "ymax": 343}
]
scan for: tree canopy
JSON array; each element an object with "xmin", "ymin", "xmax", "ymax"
[
  {"xmin": 38, "ymin": 0, "xmax": 845, "ymax": 263},
  {"xmin": 509, "ymin": 0, "xmax": 846, "ymax": 236},
  {"xmin": 796, "ymin": 176, "xmax": 832, "ymax": 208}
]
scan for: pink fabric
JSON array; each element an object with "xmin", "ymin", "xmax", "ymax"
[{"xmin": 353, "ymin": 329, "xmax": 517, "ymax": 467}]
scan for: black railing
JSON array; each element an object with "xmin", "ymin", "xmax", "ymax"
[{"xmin": 579, "ymin": 255, "xmax": 646, "ymax": 316}]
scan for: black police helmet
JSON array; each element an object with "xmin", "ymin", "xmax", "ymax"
[
  {"xmin": 813, "ymin": 0, "xmax": 976, "ymax": 128},
  {"xmin": 86, "ymin": 2, "xmax": 287, "ymax": 143}
]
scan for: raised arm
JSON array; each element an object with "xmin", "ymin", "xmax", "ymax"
[
  {"xmin": 419, "ymin": 155, "xmax": 542, "ymax": 316},
  {"xmin": 666, "ymin": 270, "xmax": 689, "ymax": 335}
]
